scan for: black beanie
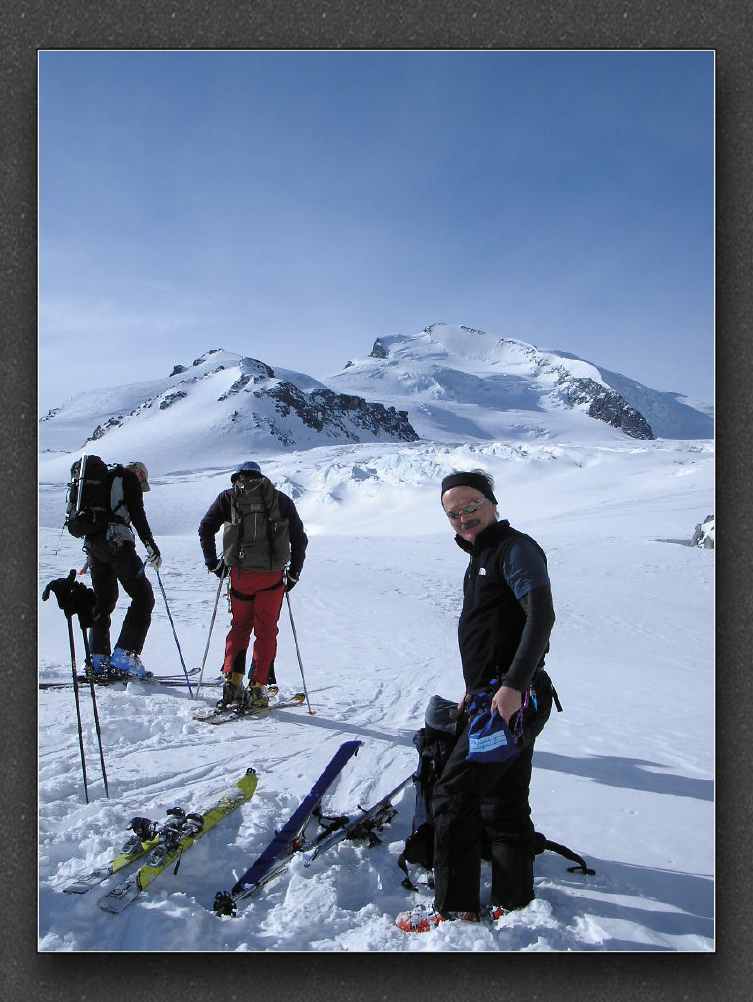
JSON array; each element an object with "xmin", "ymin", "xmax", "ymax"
[{"xmin": 440, "ymin": 472, "xmax": 498, "ymax": 504}]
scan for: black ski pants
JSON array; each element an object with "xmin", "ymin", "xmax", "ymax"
[
  {"xmin": 432, "ymin": 695, "xmax": 551, "ymax": 915},
  {"xmin": 87, "ymin": 540, "xmax": 154, "ymax": 655}
]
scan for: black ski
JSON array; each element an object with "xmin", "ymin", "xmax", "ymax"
[{"xmin": 301, "ymin": 773, "xmax": 414, "ymax": 868}]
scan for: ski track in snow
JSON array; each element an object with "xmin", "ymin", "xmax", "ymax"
[{"xmin": 38, "ymin": 439, "xmax": 713, "ymax": 952}]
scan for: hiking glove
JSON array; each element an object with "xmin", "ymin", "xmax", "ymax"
[
  {"xmin": 209, "ymin": 558, "xmax": 227, "ymax": 579},
  {"xmin": 285, "ymin": 573, "xmax": 299, "ymax": 593},
  {"xmin": 145, "ymin": 542, "xmax": 162, "ymax": 570}
]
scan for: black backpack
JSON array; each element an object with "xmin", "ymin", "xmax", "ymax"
[
  {"xmin": 399, "ymin": 725, "xmax": 456, "ymax": 878},
  {"xmin": 65, "ymin": 455, "xmax": 118, "ymax": 539},
  {"xmin": 397, "ymin": 722, "xmax": 595, "ymax": 890}
]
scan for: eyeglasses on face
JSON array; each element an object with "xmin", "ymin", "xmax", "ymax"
[{"xmin": 444, "ymin": 498, "xmax": 487, "ymax": 521}]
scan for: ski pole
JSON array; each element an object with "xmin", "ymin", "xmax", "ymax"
[
  {"xmin": 195, "ymin": 572, "xmax": 225, "ymax": 699},
  {"xmin": 79, "ymin": 625, "xmax": 110, "ymax": 798},
  {"xmin": 285, "ymin": 591, "xmax": 315, "ymax": 715},
  {"xmin": 155, "ymin": 569, "xmax": 193, "ymax": 698},
  {"xmin": 66, "ymin": 614, "xmax": 89, "ymax": 804}
]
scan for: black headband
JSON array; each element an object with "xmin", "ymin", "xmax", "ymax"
[{"xmin": 440, "ymin": 473, "xmax": 497, "ymax": 505}]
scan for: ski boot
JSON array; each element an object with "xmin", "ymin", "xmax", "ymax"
[
  {"xmin": 216, "ymin": 671, "xmax": 246, "ymax": 710},
  {"xmin": 249, "ymin": 660, "xmax": 278, "ymax": 697},
  {"xmin": 88, "ymin": 653, "xmax": 128, "ymax": 683},
  {"xmin": 89, "ymin": 653, "xmax": 112, "ymax": 678},
  {"xmin": 240, "ymin": 683, "xmax": 270, "ymax": 711},
  {"xmin": 110, "ymin": 647, "xmax": 152, "ymax": 679},
  {"xmin": 394, "ymin": 903, "xmax": 480, "ymax": 933}
]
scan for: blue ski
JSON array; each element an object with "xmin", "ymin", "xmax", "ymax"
[{"xmin": 212, "ymin": 740, "xmax": 362, "ymax": 916}]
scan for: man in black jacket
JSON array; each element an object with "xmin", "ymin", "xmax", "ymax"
[
  {"xmin": 396, "ymin": 469, "xmax": 555, "ymax": 933},
  {"xmin": 198, "ymin": 461, "xmax": 308, "ymax": 709},
  {"xmin": 86, "ymin": 460, "xmax": 161, "ymax": 680}
]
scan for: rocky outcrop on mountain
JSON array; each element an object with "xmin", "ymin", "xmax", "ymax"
[
  {"xmin": 40, "ymin": 406, "xmax": 62, "ymax": 422},
  {"xmin": 218, "ymin": 359, "xmax": 275, "ymax": 401},
  {"xmin": 170, "ymin": 364, "xmax": 188, "ymax": 377},
  {"xmin": 90, "ymin": 416, "xmax": 124, "ymax": 440},
  {"xmin": 266, "ymin": 382, "xmax": 418, "ymax": 443},
  {"xmin": 369, "ymin": 338, "xmax": 389, "ymax": 359},
  {"xmin": 556, "ymin": 375, "xmax": 655, "ymax": 440},
  {"xmin": 218, "ymin": 375, "xmax": 254, "ymax": 401},
  {"xmin": 159, "ymin": 390, "xmax": 188, "ymax": 410},
  {"xmin": 554, "ymin": 352, "xmax": 713, "ymax": 439},
  {"xmin": 691, "ymin": 514, "xmax": 714, "ymax": 549},
  {"xmin": 192, "ymin": 349, "xmax": 224, "ymax": 367}
]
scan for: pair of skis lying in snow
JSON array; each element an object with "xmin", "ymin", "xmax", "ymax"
[
  {"xmin": 63, "ymin": 741, "xmax": 412, "ymax": 917},
  {"xmin": 38, "ymin": 664, "xmax": 205, "ymax": 690},
  {"xmin": 38, "ymin": 673, "xmax": 208, "ymax": 690}
]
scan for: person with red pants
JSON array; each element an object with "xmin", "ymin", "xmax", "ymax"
[{"xmin": 198, "ymin": 461, "xmax": 307, "ymax": 709}]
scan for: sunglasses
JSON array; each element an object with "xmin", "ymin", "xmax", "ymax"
[{"xmin": 444, "ymin": 498, "xmax": 488, "ymax": 521}]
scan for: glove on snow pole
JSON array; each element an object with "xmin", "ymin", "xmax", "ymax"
[
  {"xmin": 42, "ymin": 569, "xmax": 95, "ymax": 803},
  {"xmin": 195, "ymin": 572, "xmax": 225, "ymax": 699},
  {"xmin": 155, "ymin": 569, "xmax": 193, "ymax": 698},
  {"xmin": 285, "ymin": 590, "xmax": 314, "ymax": 715}
]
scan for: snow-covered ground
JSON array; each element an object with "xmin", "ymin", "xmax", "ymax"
[{"xmin": 38, "ymin": 437, "xmax": 714, "ymax": 951}]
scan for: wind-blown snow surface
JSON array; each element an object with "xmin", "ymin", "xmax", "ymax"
[{"xmin": 38, "ymin": 438, "xmax": 714, "ymax": 952}]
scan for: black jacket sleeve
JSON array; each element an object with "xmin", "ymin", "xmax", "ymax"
[
  {"xmin": 279, "ymin": 494, "xmax": 308, "ymax": 578},
  {"xmin": 198, "ymin": 491, "xmax": 231, "ymax": 566},
  {"xmin": 504, "ymin": 585, "xmax": 556, "ymax": 691},
  {"xmin": 123, "ymin": 470, "xmax": 155, "ymax": 547}
]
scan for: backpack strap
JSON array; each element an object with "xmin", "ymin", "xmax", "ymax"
[
  {"xmin": 260, "ymin": 482, "xmax": 279, "ymax": 562},
  {"xmin": 399, "ymin": 830, "xmax": 594, "ymax": 892},
  {"xmin": 397, "ymin": 848, "xmax": 423, "ymax": 891},
  {"xmin": 108, "ymin": 466, "xmax": 129, "ymax": 525},
  {"xmin": 532, "ymin": 832, "xmax": 594, "ymax": 874}
]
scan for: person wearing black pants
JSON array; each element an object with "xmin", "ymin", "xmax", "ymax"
[
  {"xmin": 87, "ymin": 537, "xmax": 155, "ymax": 662},
  {"xmin": 85, "ymin": 461, "xmax": 161, "ymax": 679},
  {"xmin": 431, "ymin": 683, "xmax": 552, "ymax": 918},
  {"xmin": 396, "ymin": 469, "xmax": 556, "ymax": 933}
]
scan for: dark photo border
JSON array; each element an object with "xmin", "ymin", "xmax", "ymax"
[{"xmin": 5, "ymin": 1, "xmax": 750, "ymax": 999}]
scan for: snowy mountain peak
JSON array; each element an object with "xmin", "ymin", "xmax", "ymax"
[
  {"xmin": 40, "ymin": 349, "xmax": 418, "ymax": 475},
  {"xmin": 332, "ymin": 323, "xmax": 711, "ymax": 443}
]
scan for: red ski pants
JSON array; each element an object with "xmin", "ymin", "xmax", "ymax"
[{"xmin": 223, "ymin": 567, "xmax": 285, "ymax": 684}]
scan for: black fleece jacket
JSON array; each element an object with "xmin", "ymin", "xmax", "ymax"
[
  {"xmin": 455, "ymin": 519, "xmax": 555, "ymax": 692},
  {"xmin": 198, "ymin": 488, "xmax": 308, "ymax": 579}
]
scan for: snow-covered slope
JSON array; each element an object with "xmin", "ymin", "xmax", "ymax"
[
  {"xmin": 39, "ymin": 349, "xmax": 418, "ymax": 477},
  {"xmin": 38, "ymin": 436, "xmax": 714, "ymax": 952},
  {"xmin": 330, "ymin": 323, "xmax": 713, "ymax": 443}
]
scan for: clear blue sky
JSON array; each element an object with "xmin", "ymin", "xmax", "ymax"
[{"xmin": 39, "ymin": 50, "xmax": 714, "ymax": 410}]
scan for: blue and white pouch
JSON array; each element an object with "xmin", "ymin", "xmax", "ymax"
[{"xmin": 466, "ymin": 681, "xmax": 529, "ymax": 764}]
